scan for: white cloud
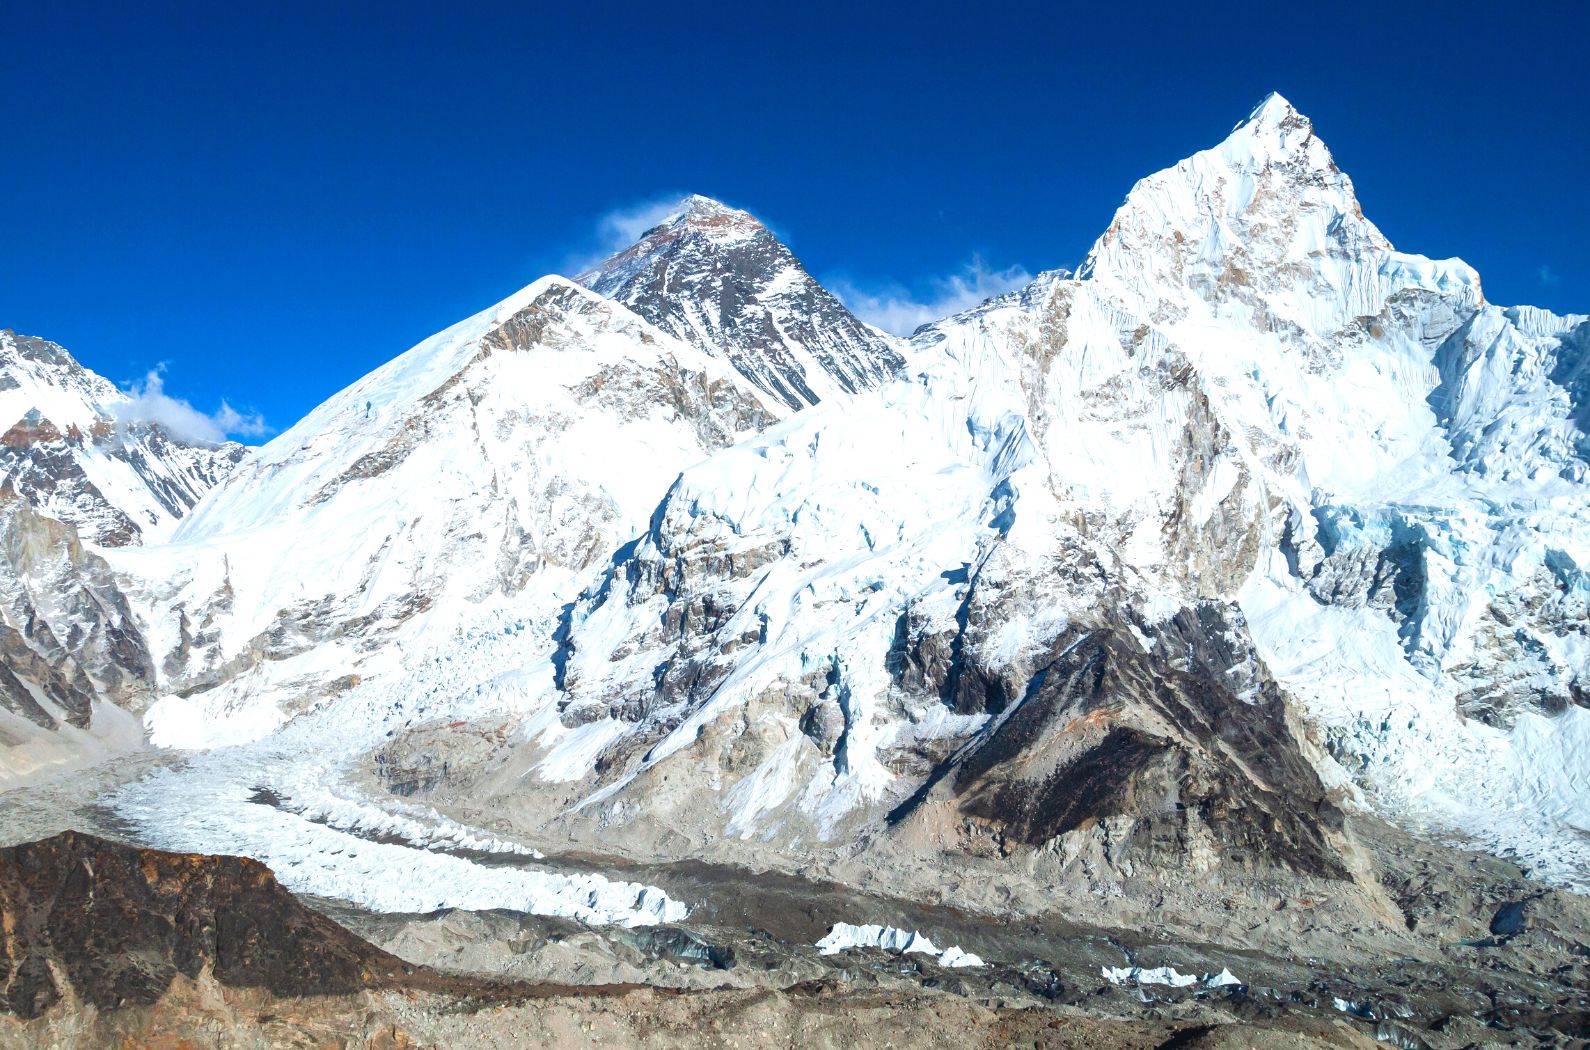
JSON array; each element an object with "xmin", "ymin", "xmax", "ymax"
[
  {"xmin": 114, "ymin": 367, "xmax": 269, "ymax": 445},
  {"xmin": 1539, "ymin": 264, "xmax": 1562, "ymax": 287},
  {"xmin": 828, "ymin": 256, "xmax": 1033, "ymax": 336}
]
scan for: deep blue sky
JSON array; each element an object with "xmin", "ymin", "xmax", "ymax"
[{"xmin": 4, "ymin": 2, "xmax": 1586, "ymax": 436}]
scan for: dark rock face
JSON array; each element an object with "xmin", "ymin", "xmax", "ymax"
[
  {"xmin": 579, "ymin": 196, "xmax": 903, "ymax": 411},
  {"xmin": 0, "ymin": 831, "xmax": 421, "ymax": 1018},
  {"xmin": 945, "ymin": 609, "xmax": 1348, "ymax": 879}
]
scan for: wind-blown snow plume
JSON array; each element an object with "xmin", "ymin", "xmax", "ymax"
[{"xmin": 561, "ymin": 194, "xmax": 690, "ymax": 274}]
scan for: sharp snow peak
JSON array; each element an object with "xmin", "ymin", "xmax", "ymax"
[{"xmin": 1237, "ymin": 90, "xmax": 1306, "ymax": 132}]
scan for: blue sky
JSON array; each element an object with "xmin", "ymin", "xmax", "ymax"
[{"xmin": 3, "ymin": 1, "xmax": 1585, "ymax": 438}]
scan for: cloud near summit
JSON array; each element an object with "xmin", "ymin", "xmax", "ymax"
[
  {"xmin": 115, "ymin": 367, "xmax": 269, "ymax": 444},
  {"xmin": 828, "ymin": 257, "xmax": 1033, "ymax": 336}
]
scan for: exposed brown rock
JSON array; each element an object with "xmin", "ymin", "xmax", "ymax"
[{"xmin": 0, "ymin": 831, "xmax": 431, "ymax": 1017}]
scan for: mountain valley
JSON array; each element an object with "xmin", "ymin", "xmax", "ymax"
[{"xmin": 2, "ymin": 94, "xmax": 1588, "ymax": 1047}]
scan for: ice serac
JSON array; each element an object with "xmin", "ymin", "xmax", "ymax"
[
  {"xmin": 578, "ymin": 194, "xmax": 905, "ymax": 410},
  {"xmin": 114, "ymin": 276, "xmax": 779, "ymax": 747},
  {"xmin": 0, "ymin": 330, "xmax": 245, "ymax": 547},
  {"xmin": 445, "ymin": 93, "xmax": 1590, "ymax": 904}
]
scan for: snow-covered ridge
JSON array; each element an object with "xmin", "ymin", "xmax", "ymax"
[{"xmin": 174, "ymin": 275, "xmax": 600, "ymax": 538}]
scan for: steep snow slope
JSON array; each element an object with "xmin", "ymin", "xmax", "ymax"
[
  {"xmin": 105, "ymin": 277, "xmax": 779, "ymax": 748},
  {"xmin": 579, "ymin": 195, "xmax": 906, "ymax": 410},
  {"xmin": 0, "ymin": 330, "xmax": 244, "ymax": 547},
  {"xmin": 457, "ymin": 94, "xmax": 1590, "ymax": 891}
]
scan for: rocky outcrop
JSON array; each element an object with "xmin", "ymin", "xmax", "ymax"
[
  {"xmin": 0, "ymin": 830, "xmax": 430, "ymax": 1018},
  {"xmin": 936, "ymin": 607, "xmax": 1347, "ymax": 879}
]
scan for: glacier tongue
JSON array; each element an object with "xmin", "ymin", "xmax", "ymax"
[
  {"xmin": 110, "ymin": 753, "xmax": 687, "ymax": 926},
  {"xmin": 107, "ymin": 604, "xmax": 687, "ymax": 926}
]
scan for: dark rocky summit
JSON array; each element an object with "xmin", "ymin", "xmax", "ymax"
[{"xmin": 579, "ymin": 195, "xmax": 904, "ymax": 411}]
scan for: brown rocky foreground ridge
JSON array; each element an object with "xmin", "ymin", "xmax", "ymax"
[{"xmin": 0, "ymin": 832, "xmax": 1405, "ymax": 1049}]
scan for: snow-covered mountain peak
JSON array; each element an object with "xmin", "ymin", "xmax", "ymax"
[
  {"xmin": 1233, "ymin": 90, "xmax": 1309, "ymax": 136},
  {"xmin": 678, "ymin": 192, "xmax": 733, "ymax": 213},
  {"xmin": 1212, "ymin": 91, "xmax": 1340, "ymax": 195},
  {"xmin": 578, "ymin": 196, "xmax": 764, "ymax": 291},
  {"xmin": 0, "ymin": 329, "xmax": 243, "ymax": 546},
  {"xmin": 2, "ymin": 327, "xmax": 90, "ymax": 374},
  {"xmin": 127, "ymin": 270, "xmax": 783, "ymax": 747},
  {"xmin": 2, "ymin": 329, "xmax": 121, "ymax": 432},
  {"xmin": 671, "ymin": 193, "xmax": 762, "ymax": 239},
  {"xmin": 1080, "ymin": 93, "xmax": 1481, "ymax": 342},
  {"xmin": 578, "ymin": 196, "xmax": 904, "ymax": 410}
]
